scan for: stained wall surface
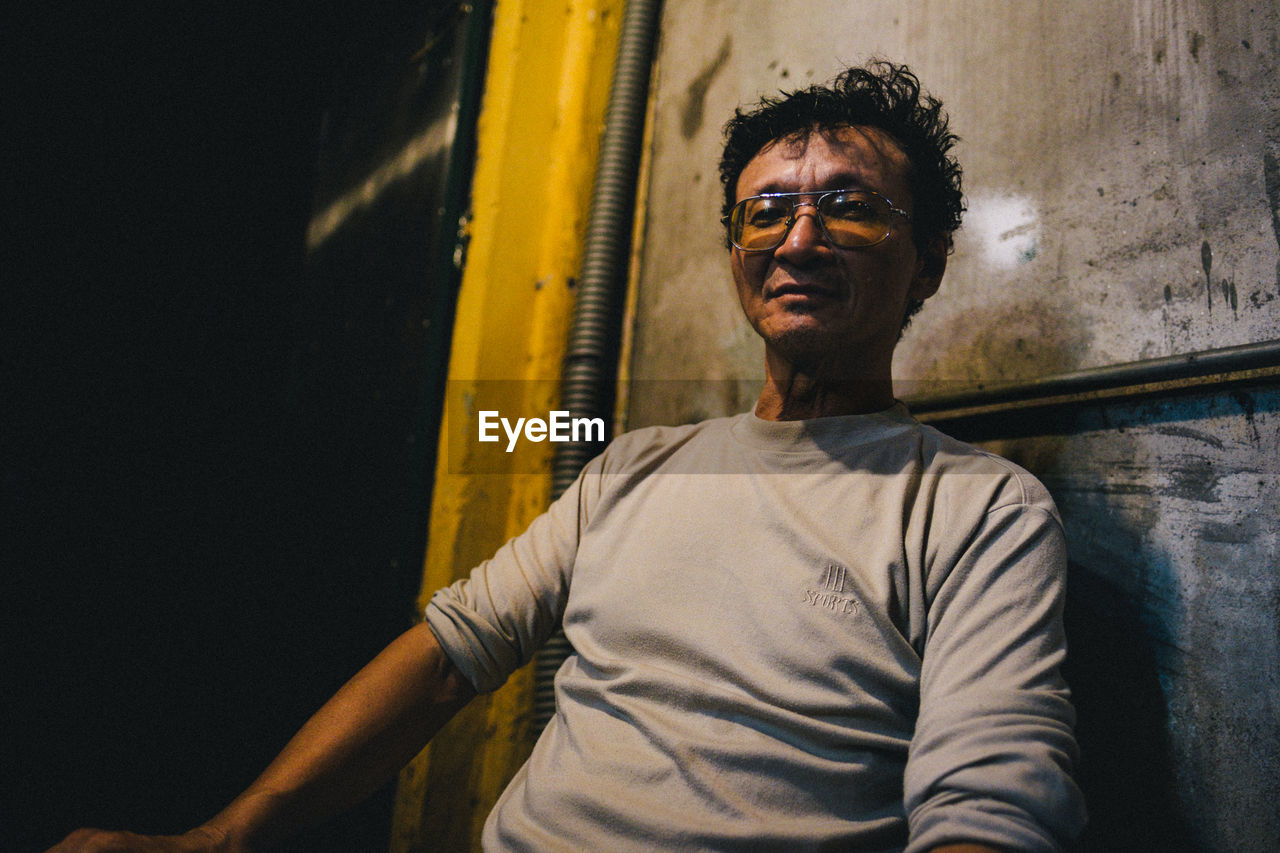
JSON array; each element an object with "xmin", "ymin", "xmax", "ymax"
[{"xmin": 626, "ymin": 1, "xmax": 1279, "ymax": 849}]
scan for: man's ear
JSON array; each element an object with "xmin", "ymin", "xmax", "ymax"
[{"xmin": 909, "ymin": 237, "xmax": 947, "ymax": 301}]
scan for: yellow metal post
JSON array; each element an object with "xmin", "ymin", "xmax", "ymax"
[{"xmin": 391, "ymin": 1, "xmax": 624, "ymax": 849}]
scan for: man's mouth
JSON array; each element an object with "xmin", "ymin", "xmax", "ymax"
[{"xmin": 767, "ymin": 281, "xmax": 840, "ymax": 300}]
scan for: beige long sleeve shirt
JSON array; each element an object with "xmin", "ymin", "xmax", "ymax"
[{"xmin": 427, "ymin": 405, "xmax": 1085, "ymax": 851}]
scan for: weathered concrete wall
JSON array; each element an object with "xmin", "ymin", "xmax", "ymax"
[
  {"xmin": 979, "ymin": 390, "xmax": 1280, "ymax": 850},
  {"xmin": 626, "ymin": 1, "xmax": 1280, "ymax": 848}
]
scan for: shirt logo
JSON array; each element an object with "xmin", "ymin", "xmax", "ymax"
[
  {"xmin": 802, "ymin": 563, "xmax": 860, "ymax": 615},
  {"xmin": 821, "ymin": 563, "xmax": 846, "ymax": 593}
]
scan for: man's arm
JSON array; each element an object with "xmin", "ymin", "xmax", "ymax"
[
  {"xmin": 906, "ymin": 492, "xmax": 1084, "ymax": 852},
  {"xmin": 47, "ymin": 622, "xmax": 476, "ymax": 853}
]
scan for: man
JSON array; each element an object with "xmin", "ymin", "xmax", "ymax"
[{"xmin": 51, "ymin": 62, "xmax": 1084, "ymax": 853}]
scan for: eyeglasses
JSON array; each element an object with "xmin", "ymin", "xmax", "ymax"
[{"xmin": 723, "ymin": 189, "xmax": 911, "ymax": 252}]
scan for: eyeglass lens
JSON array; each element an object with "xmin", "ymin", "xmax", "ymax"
[{"xmin": 731, "ymin": 191, "xmax": 894, "ymax": 251}]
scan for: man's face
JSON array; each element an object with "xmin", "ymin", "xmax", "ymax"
[{"xmin": 729, "ymin": 125, "xmax": 943, "ymax": 379}]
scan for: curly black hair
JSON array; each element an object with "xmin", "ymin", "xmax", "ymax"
[{"xmin": 719, "ymin": 61, "xmax": 964, "ymax": 255}]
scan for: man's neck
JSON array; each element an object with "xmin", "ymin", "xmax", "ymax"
[{"xmin": 753, "ymin": 364, "xmax": 895, "ymax": 421}]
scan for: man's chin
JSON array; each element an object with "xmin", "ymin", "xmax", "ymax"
[
  {"xmin": 765, "ymin": 326, "xmax": 847, "ymax": 367},
  {"xmin": 764, "ymin": 323, "xmax": 892, "ymax": 374}
]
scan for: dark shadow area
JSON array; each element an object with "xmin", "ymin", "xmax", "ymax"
[
  {"xmin": 922, "ymin": 382, "xmax": 1280, "ymax": 850},
  {"xmin": 3, "ymin": 2, "xmax": 484, "ymax": 850},
  {"xmin": 1062, "ymin": 563, "xmax": 1193, "ymax": 853}
]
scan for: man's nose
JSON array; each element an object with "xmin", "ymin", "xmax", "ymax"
[{"xmin": 775, "ymin": 203, "xmax": 830, "ymax": 260}]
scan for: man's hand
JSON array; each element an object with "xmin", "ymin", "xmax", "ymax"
[{"xmin": 45, "ymin": 825, "xmax": 229, "ymax": 853}]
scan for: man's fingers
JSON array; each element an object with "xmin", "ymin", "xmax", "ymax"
[
  {"xmin": 45, "ymin": 828, "xmax": 216, "ymax": 853},
  {"xmin": 46, "ymin": 828, "xmax": 134, "ymax": 852}
]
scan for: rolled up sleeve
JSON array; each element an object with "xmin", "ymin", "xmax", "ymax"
[{"xmin": 424, "ymin": 465, "xmax": 594, "ymax": 694}]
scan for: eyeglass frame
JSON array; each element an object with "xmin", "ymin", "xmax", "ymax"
[{"xmin": 721, "ymin": 188, "xmax": 912, "ymax": 252}]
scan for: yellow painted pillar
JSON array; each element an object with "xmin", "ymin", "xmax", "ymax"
[{"xmin": 391, "ymin": 1, "xmax": 624, "ymax": 849}]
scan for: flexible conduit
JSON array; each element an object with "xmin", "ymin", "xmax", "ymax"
[{"xmin": 530, "ymin": 0, "xmax": 663, "ymax": 734}]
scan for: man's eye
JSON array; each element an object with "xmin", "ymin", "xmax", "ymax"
[
  {"xmin": 748, "ymin": 203, "xmax": 789, "ymax": 226},
  {"xmin": 826, "ymin": 198, "xmax": 877, "ymax": 221}
]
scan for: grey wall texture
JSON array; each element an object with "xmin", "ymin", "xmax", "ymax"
[{"xmin": 625, "ymin": 1, "xmax": 1279, "ymax": 849}]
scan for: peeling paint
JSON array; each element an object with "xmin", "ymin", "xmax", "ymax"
[{"xmin": 965, "ymin": 192, "xmax": 1041, "ymax": 271}]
